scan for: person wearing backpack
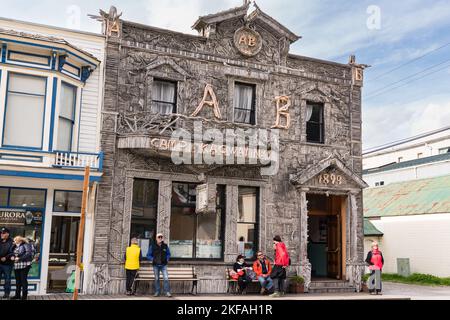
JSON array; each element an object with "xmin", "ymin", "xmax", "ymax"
[{"xmin": 10, "ymin": 236, "xmax": 33, "ymax": 300}]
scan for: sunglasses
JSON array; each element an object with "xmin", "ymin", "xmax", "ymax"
[{"xmin": 157, "ymin": 236, "xmax": 163, "ymax": 239}]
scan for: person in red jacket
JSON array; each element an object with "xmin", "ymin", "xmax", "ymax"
[
  {"xmin": 269, "ymin": 235, "xmax": 290, "ymax": 298},
  {"xmin": 253, "ymin": 251, "xmax": 274, "ymax": 295},
  {"xmin": 365, "ymin": 241, "xmax": 384, "ymax": 295}
]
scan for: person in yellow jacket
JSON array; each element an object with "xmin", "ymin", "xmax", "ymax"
[{"xmin": 124, "ymin": 237, "xmax": 143, "ymax": 296}]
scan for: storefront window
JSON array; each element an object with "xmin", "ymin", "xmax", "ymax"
[
  {"xmin": 0, "ymin": 187, "xmax": 45, "ymax": 279},
  {"xmin": 9, "ymin": 188, "xmax": 46, "ymax": 208},
  {"xmin": 131, "ymin": 179, "xmax": 158, "ymax": 257},
  {"xmin": 53, "ymin": 191, "xmax": 82, "ymax": 213},
  {"xmin": 47, "ymin": 216, "xmax": 79, "ymax": 292},
  {"xmin": 170, "ymin": 183, "xmax": 225, "ymax": 260},
  {"xmin": 237, "ymin": 187, "xmax": 259, "ymax": 259}
]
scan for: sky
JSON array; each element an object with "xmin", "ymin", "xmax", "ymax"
[{"xmin": 1, "ymin": 0, "xmax": 450, "ymax": 150}]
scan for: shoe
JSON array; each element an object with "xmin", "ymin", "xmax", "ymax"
[
  {"xmin": 126, "ymin": 291, "xmax": 131, "ymax": 296},
  {"xmin": 2, "ymin": 294, "xmax": 10, "ymax": 299},
  {"xmin": 10, "ymin": 296, "xmax": 21, "ymax": 300},
  {"xmin": 21, "ymin": 296, "xmax": 27, "ymax": 301},
  {"xmin": 377, "ymin": 292, "xmax": 382, "ymax": 296},
  {"xmin": 269, "ymin": 291, "xmax": 281, "ymax": 298},
  {"xmin": 153, "ymin": 293, "xmax": 160, "ymax": 297},
  {"xmin": 165, "ymin": 292, "xmax": 172, "ymax": 298},
  {"xmin": 370, "ymin": 292, "xmax": 376, "ymax": 295},
  {"xmin": 260, "ymin": 288, "xmax": 266, "ymax": 295}
]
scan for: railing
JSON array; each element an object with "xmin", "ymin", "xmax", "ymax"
[{"xmin": 54, "ymin": 151, "xmax": 103, "ymax": 171}]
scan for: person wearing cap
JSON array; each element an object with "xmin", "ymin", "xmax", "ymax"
[
  {"xmin": 233, "ymin": 255, "xmax": 252, "ymax": 294},
  {"xmin": 0, "ymin": 227, "xmax": 14, "ymax": 299},
  {"xmin": 124, "ymin": 237, "xmax": 143, "ymax": 296},
  {"xmin": 269, "ymin": 235, "xmax": 290, "ymax": 298},
  {"xmin": 146, "ymin": 233, "xmax": 172, "ymax": 297}
]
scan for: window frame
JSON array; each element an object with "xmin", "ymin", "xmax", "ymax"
[
  {"xmin": 2, "ymin": 71, "xmax": 48, "ymax": 151},
  {"xmin": 233, "ymin": 82, "xmax": 256, "ymax": 125},
  {"xmin": 151, "ymin": 78, "xmax": 178, "ymax": 115},
  {"xmin": 236, "ymin": 186, "xmax": 260, "ymax": 261},
  {"xmin": 306, "ymin": 101, "xmax": 325, "ymax": 144},
  {"xmin": 52, "ymin": 190, "xmax": 83, "ymax": 214},
  {"xmin": 0, "ymin": 186, "xmax": 46, "ymax": 280},
  {"xmin": 170, "ymin": 182, "xmax": 226, "ymax": 261},
  {"xmin": 130, "ymin": 178, "xmax": 159, "ymax": 241},
  {"xmin": 56, "ymin": 81, "xmax": 77, "ymax": 152}
]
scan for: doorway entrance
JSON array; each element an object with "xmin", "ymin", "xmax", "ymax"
[{"xmin": 307, "ymin": 194, "xmax": 346, "ymax": 280}]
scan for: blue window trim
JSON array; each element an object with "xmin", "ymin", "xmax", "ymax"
[
  {"xmin": 77, "ymin": 88, "xmax": 83, "ymax": 152},
  {"xmin": 1, "ymin": 43, "xmax": 6, "ymax": 63},
  {"xmin": 48, "ymin": 77, "xmax": 58, "ymax": 152},
  {"xmin": 0, "ymin": 186, "xmax": 47, "ymax": 280},
  {"xmin": 0, "ymin": 169, "xmax": 102, "ymax": 182},
  {"xmin": 0, "ymin": 38, "xmax": 97, "ymax": 68},
  {"xmin": 57, "ymin": 81, "xmax": 77, "ymax": 152},
  {"xmin": 1, "ymin": 71, "xmax": 48, "ymax": 151},
  {"xmin": 0, "ymin": 153, "xmax": 43, "ymax": 163},
  {"xmin": 62, "ymin": 62, "xmax": 81, "ymax": 78},
  {"xmin": 7, "ymin": 50, "xmax": 51, "ymax": 67},
  {"xmin": 52, "ymin": 190, "xmax": 82, "ymax": 214}
]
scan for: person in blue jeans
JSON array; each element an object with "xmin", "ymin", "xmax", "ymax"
[
  {"xmin": 147, "ymin": 233, "xmax": 172, "ymax": 297},
  {"xmin": 0, "ymin": 227, "xmax": 14, "ymax": 300}
]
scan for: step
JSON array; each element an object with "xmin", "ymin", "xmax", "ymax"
[
  {"xmin": 310, "ymin": 281, "xmax": 353, "ymax": 289},
  {"xmin": 308, "ymin": 287, "xmax": 357, "ymax": 294}
]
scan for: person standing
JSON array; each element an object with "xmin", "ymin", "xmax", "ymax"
[
  {"xmin": 269, "ymin": 235, "xmax": 290, "ymax": 298},
  {"xmin": 124, "ymin": 237, "xmax": 142, "ymax": 295},
  {"xmin": 253, "ymin": 251, "xmax": 274, "ymax": 295},
  {"xmin": 365, "ymin": 241, "xmax": 384, "ymax": 295},
  {"xmin": 147, "ymin": 233, "xmax": 172, "ymax": 297},
  {"xmin": 0, "ymin": 228, "xmax": 14, "ymax": 299},
  {"xmin": 11, "ymin": 236, "xmax": 33, "ymax": 300}
]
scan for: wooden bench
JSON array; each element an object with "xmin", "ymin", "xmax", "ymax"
[
  {"xmin": 133, "ymin": 266, "xmax": 198, "ymax": 295},
  {"xmin": 226, "ymin": 268, "xmax": 260, "ymax": 294}
]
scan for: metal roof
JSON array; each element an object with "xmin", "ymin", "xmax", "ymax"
[
  {"xmin": 364, "ymin": 174, "xmax": 450, "ymax": 218},
  {"xmin": 363, "ymin": 152, "xmax": 450, "ymax": 175},
  {"xmin": 363, "ymin": 125, "xmax": 450, "ymax": 155},
  {"xmin": 364, "ymin": 219, "xmax": 383, "ymax": 236}
]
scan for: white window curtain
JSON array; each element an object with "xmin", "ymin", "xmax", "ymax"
[
  {"xmin": 306, "ymin": 104, "xmax": 313, "ymax": 122},
  {"xmin": 234, "ymin": 84, "xmax": 254, "ymax": 124},
  {"xmin": 152, "ymin": 80, "xmax": 176, "ymax": 115},
  {"xmin": 3, "ymin": 73, "xmax": 46, "ymax": 149},
  {"xmin": 57, "ymin": 83, "xmax": 76, "ymax": 151}
]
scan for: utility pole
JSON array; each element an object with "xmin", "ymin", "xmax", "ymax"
[{"xmin": 73, "ymin": 166, "xmax": 90, "ymax": 300}]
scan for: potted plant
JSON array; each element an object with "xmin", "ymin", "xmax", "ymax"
[
  {"xmin": 361, "ymin": 274, "xmax": 369, "ymax": 292},
  {"xmin": 289, "ymin": 275, "xmax": 305, "ymax": 294}
]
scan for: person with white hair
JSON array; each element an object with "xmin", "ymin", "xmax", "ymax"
[
  {"xmin": 10, "ymin": 236, "xmax": 33, "ymax": 300},
  {"xmin": 146, "ymin": 233, "xmax": 172, "ymax": 297},
  {"xmin": 365, "ymin": 241, "xmax": 384, "ymax": 295}
]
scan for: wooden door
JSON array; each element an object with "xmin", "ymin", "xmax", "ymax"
[{"xmin": 327, "ymin": 215, "xmax": 342, "ymax": 279}]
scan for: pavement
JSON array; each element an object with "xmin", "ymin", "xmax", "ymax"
[{"xmin": 25, "ymin": 282, "xmax": 450, "ymax": 300}]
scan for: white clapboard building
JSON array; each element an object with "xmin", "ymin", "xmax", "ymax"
[{"xmin": 0, "ymin": 17, "xmax": 105, "ymax": 295}]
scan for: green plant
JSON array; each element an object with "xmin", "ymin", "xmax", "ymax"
[
  {"xmin": 291, "ymin": 275, "xmax": 305, "ymax": 284},
  {"xmin": 381, "ymin": 273, "xmax": 450, "ymax": 287}
]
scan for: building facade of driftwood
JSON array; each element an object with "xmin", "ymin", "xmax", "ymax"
[{"xmin": 88, "ymin": 3, "xmax": 368, "ymax": 294}]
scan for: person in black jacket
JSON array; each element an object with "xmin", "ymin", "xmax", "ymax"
[
  {"xmin": 0, "ymin": 227, "xmax": 14, "ymax": 299},
  {"xmin": 146, "ymin": 233, "xmax": 172, "ymax": 297},
  {"xmin": 233, "ymin": 255, "xmax": 252, "ymax": 294},
  {"xmin": 11, "ymin": 236, "xmax": 33, "ymax": 300}
]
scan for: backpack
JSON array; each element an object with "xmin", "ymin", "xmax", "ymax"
[{"xmin": 27, "ymin": 242, "xmax": 37, "ymax": 261}]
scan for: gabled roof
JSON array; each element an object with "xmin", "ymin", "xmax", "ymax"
[
  {"xmin": 363, "ymin": 152, "xmax": 450, "ymax": 175},
  {"xmin": 364, "ymin": 175, "xmax": 450, "ymax": 218},
  {"xmin": 0, "ymin": 28, "xmax": 100, "ymax": 66},
  {"xmin": 364, "ymin": 219, "xmax": 383, "ymax": 236},
  {"xmin": 192, "ymin": 2, "xmax": 300, "ymax": 43}
]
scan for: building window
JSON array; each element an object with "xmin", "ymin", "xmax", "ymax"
[
  {"xmin": 237, "ymin": 187, "xmax": 259, "ymax": 259},
  {"xmin": 57, "ymin": 82, "xmax": 77, "ymax": 151},
  {"xmin": 170, "ymin": 183, "xmax": 225, "ymax": 260},
  {"xmin": 53, "ymin": 191, "xmax": 82, "ymax": 213},
  {"xmin": 439, "ymin": 147, "xmax": 450, "ymax": 154},
  {"xmin": 417, "ymin": 153, "xmax": 423, "ymax": 159},
  {"xmin": 151, "ymin": 79, "xmax": 177, "ymax": 115},
  {"xmin": 131, "ymin": 179, "xmax": 159, "ymax": 257},
  {"xmin": 234, "ymin": 82, "xmax": 256, "ymax": 125},
  {"xmin": 0, "ymin": 187, "xmax": 45, "ymax": 279},
  {"xmin": 2, "ymin": 73, "xmax": 47, "ymax": 149},
  {"xmin": 398, "ymin": 157, "xmax": 403, "ymax": 162},
  {"xmin": 306, "ymin": 102, "xmax": 324, "ymax": 144}
]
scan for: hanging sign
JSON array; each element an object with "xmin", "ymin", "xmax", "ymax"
[{"xmin": 196, "ymin": 183, "xmax": 217, "ymax": 214}]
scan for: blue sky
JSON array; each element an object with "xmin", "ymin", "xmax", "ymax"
[{"xmin": 2, "ymin": 0, "xmax": 450, "ymax": 149}]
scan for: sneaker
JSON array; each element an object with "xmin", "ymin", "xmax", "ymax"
[
  {"xmin": 10, "ymin": 296, "xmax": 20, "ymax": 300},
  {"xmin": 2, "ymin": 294, "xmax": 10, "ymax": 299},
  {"xmin": 370, "ymin": 292, "xmax": 376, "ymax": 295},
  {"xmin": 260, "ymin": 288, "xmax": 266, "ymax": 295},
  {"xmin": 165, "ymin": 292, "xmax": 172, "ymax": 298},
  {"xmin": 269, "ymin": 291, "xmax": 281, "ymax": 298},
  {"xmin": 153, "ymin": 293, "xmax": 160, "ymax": 297}
]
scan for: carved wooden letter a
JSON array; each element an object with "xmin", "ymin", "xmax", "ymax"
[{"xmin": 191, "ymin": 84, "xmax": 222, "ymax": 119}]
